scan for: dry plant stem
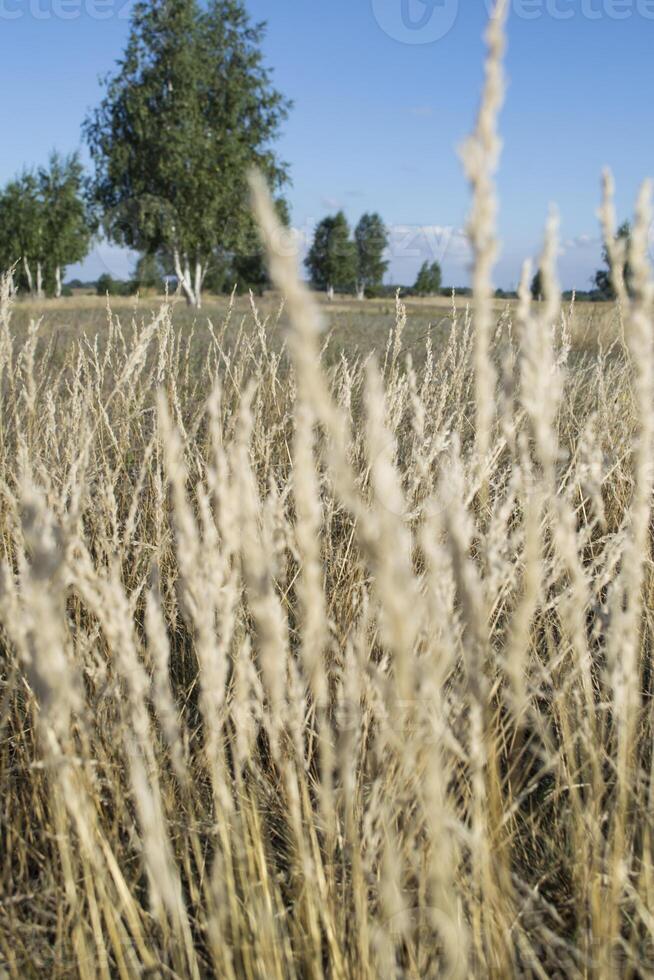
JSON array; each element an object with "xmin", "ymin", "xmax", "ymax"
[
  {"xmin": 250, "ymin": 173, "xmax": 470, "ymax": 978},
  {"xmin": 602, "ymin": 178, "xmax": 654, "ymax": 977},
  {"xmin": 460, "ymin": 0, "xmax": 509, "ymax": 500}
]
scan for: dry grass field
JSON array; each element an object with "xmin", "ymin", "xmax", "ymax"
[
  {"xmin": 3, "ymin": 10, "xmax": 654, "ymax": 980},
  {"xmin": 7, "ymin": 288, "xmax": 619, "ymax": 367},
  {"xmin": 0, "ymin": 249, "xmax": 650, "ymax": 977}
]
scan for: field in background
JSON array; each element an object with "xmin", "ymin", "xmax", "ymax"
[{"xmin": 10, "ymin": 290, "xmax": 620, "ymax": 362}]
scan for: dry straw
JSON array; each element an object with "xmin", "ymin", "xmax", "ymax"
[{"xmin": 2, "ymin": 3, "xmax": 654, "ymax": 977}]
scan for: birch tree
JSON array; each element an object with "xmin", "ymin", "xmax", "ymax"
[
  {"xmin": 0, "ymin": 173, "xmax": 47, "ymax": 298},
  {"xmin": 39, "ymin": 153, "xmax": 92, "ymax": 298},
  {"xmin": 414, "ymin": 260, "xmax": 442, "ymax": 296},
  {"xmin": 354, "ymin": 213, "xmax": 389, "ymax": 300},
  {"xmin": 305, "ymin": 213, "xmax": 357, "ymax": 300},
  {"xmin": 84, "ymin": 0, "xmax": 290, "ymax": 309}
]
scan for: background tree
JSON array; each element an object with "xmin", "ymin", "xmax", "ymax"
[
  {"xmin": 354, "ymin": 212, "xmax": 388, "ymax": 300},
  {"xmin": 530, "ymin": 269, "xmax": 543, "ymax": 301},
  {"xmin": 305, "ymin": 212, "xmax": 357, "ymax": 300},
  {"xmin": 0, "ymin": 185, "xmax": 20, "ymax": 291},
  {"xmin": 413, "ymin": 259, "xmax": 442, "ymax": 296},
  {"xmin": 0, "ymin": 172, "xmax": 48, "ymax": 298},
  {"xmin": 39, "ymin": 152, "xmax": 93, "ymax": 298},
  {"xmin": 594, "ymin": 221, "xmax": 633, "ymax": 300},
  {"xmin": 84, "ymin": 0, "xmax": 290, "ymax": 309},
  {"xmin": 96, "ymin": 273, "xmax": 136, "ymax": 297}
]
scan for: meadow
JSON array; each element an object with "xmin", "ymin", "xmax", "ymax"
[
  {"xmin": 1, "ymin": 252, "xmax": 649, "ymax": 977},
  {"xmin": 3, "ymin": 10, "xmax": 654, "ymax": 980},
  {"xmin": 7, "ymin": 288, "xmax": 618, "ymax": 366}
]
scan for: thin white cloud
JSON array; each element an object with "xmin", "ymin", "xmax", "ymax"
[{"xmin": 562, "ymin": 233, "xmax": 599, "ymax": 251}]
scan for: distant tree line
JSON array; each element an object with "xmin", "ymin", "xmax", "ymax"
[
  {"xmin": 0, "ymin": 0, "xmax": 290, "ymax": 306},
  {"xmin": 304, "ymin": 211, "xmax": 388, "ymax": 300},
  {"xmin": 530, "ymin": 222, "xmax": 633, "ymax": 303},
  {"xmin": 0, "ymin": 0, "xmax": 637, "ymax": 307},
  {"xmin": 303, "ymin": 212, "xmax": 448, "ymax": 300},
  {"xmin": 0, "ymin": 153, "xmax": 91, "ymax": 298}
]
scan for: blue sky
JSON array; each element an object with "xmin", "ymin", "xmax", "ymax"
[{"xmin": 0, "ymin": 0, "xmax": 652, "ymax": 289}]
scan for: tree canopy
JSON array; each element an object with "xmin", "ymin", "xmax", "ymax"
[
  {"xmin": 594, "ymin": 221, "xmax": 633, "ymax": 300},
  {"xmin": 39, "ymin": 153, "xmax": 93, "ymax": 297},
  {"xmin": 530, "ymin": 269, "xmax": 543, "ymax": 301},
  {"xmin": 84, "ymin": 0, "xmax": 291, "ymax": 308},
  {"xmin": 354, "ymin": 213, "xmax": 389, "ymax": 298},
  {"xmin": 305, "ymin": 212, "xmax": 357, "ymax": 298},
  {"xmin": 0, "ymin": 156, "xmax": 90, "ymax": 299},
  {"xmin": 0, "ymin": 172, "xmax": 45, "ymax": 296},
  {"xmin": 413, "ymin": 259, "xmax": 442, "ymax": 296}
]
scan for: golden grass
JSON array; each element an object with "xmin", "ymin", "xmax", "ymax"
[
  {"xmin": 0, "ymin": 242, "xmax": 650, "ymax": 977},
  {"xmin": 2, "ymin": 11, "xmax": 654, "ymax": 979}
]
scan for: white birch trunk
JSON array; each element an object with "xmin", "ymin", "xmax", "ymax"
[
  {"xmin": 36, "ymin": 262, "xmax": 44, "ymax": 301},
  {"xmin": 22, "ymin": 257, "xmax": 34, "ymax": 297},
  {"xmin": 327, "ymin": 284, "xmax": 335, "ymax": 302},
  {"xmin": 173, "ymin": 248, "xmax": 198, "ymax": 307},
  {"xmin": 55, "ymin": 265, "xmax": 62, "ymax": 299},
  {"xmin": 193, "ymin": 260, "xmax": 205, "ymax": 311},
  {"xmin": 356, "ymin": 282, "xmax": 365, "ymax": 301}
]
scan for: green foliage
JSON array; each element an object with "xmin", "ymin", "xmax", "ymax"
[
  {"xmin": 231, "ymin": 196, "xmax": 291, "ymax": 294},
  {"xmin": 364, "ymin": 283, "xmax": 396, "ymax": 299},
  {"xmin": 354, "ymin": 213, "xmax": 388, "ymax": 290},
  {"xmin": 202, "ymin": 254, "xmax": 235, "ymax": 296},
  {"xmin": 0, "ymin": 156, "xmax": 91, "ymax": 296},
  {"xmin": 530, "ymin": 269, "xmax": 543, "ymax": 300},
  {"xmin": 96, "ymin": 273, "xmax": 136, "ymax": 297},
  {"xmin": 84, "ymin": 0, "xmax": 290, "ymax": 305},
  {"xmin": 305, "ymin": 212, "xmax": 357, "ymax": 294},
  {"xmin": 39, "ymin": 152, "xmax": 92, "ymax": 288},
  {"xmin": 194, "ymin": 196, "xmax": 292, "ymax": 295},
  {"xmin": 133, "ymin": 253, "xmax": 165, "ymax": 291},
  {"xmin": 413, "ymin": 260, "xmax": 442, "ymax": 296},
  {"xmin": 0, "ymin": 172, "xmax": 47, "ymax": 289},
  {"xmin": 594, "ymin": 221, "xmax": 633, "ymax": 300}
]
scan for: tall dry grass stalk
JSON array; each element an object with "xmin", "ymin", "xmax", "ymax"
[
  {"xmin": 2, "ymin": 6, "xmax": 654, "ymax": 978},
  {"xmin": 460, "ymin": 0, "xmax": 509, "ymax": 498}
]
